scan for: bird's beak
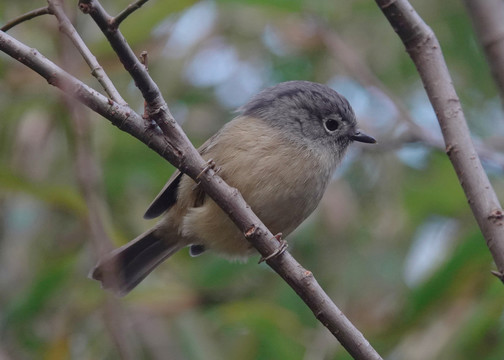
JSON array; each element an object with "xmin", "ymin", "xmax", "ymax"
[{"xmin": 351, "ymin": 130, "xmax": 376, "ymax": 144}]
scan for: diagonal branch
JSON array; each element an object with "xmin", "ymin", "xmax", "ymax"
[
  {"xmin": 47, "ymin": 0, "xmax": 126, "ymax": 105},
  {"xmin": 375, "ymin": 0, "xmax": 504, "ymax": 281},
  {"xmin": 78, "ymin": 0, "xmax": 166, "ymax": 118},
  {"xmin": 0, "ymin": 27, "xmax": 382, "ymax": 360},
  {"xmin": 1, "ymin": 6, "xmax": 52, "ymax": 32}
]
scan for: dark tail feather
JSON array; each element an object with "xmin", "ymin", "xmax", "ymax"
[{"xmin": 90, "ymin": 228, "xmax": 182, "ymax": 296}]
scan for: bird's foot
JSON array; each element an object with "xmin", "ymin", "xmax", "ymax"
[{"xmin": 258, "ymin": 233, "xmax": 288, "ymax": 264}]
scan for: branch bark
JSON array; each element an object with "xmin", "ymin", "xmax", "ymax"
[
  {"xmin": 48, "ymin": 0, "xmax": 126, "ymax": 105},
  {"xmin": 1, "ymin": 4, "xmax": 382, "ymax": 359},
  {"xmin": 112, "ymin": 0, "xmax": 151, "ymax": 27},
  {"xmin": 463, "ymin": 0, "xmax": 504, "ymax": 108},
  {"xmin": 0, "ymin": 7, "xmax": 52, "ymax": 32},
  {"xmin": 375, "ymin": 0, "xmax": 504, "ymax": 281}
]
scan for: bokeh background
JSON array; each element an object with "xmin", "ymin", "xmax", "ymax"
[{"xmin": 1, "ymin": 0, "xmax": 504, "ymax": 359}]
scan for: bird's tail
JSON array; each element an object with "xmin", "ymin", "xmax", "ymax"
[{"xmin": 90, "ymin": 228, "xmax": 182, "ymax": 296}]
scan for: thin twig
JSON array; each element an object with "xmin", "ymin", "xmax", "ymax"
[
  {"xmin": 48, "ymin": 0, "xmax": 126, "ymax": 105},
  {"xmin": 112, "ymin": 0, "xmax": 151, "ymax": 28},
  {"xmin": 1, "ymin": 6, "xmax": 52, "ymax": 32},
  {"xmin": 78, "ymin": 0, "xmax": 170, "ymax": 133},
  {"xmin": 0, "ymin": 33, "xmax": 142, "ymax": 132},
  {"xmin": 375, "ymin": 0, "xmax": 504, "ymax": 281}
]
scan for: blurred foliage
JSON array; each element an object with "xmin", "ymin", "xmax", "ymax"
[{"xmin": 1, "ymin": 0, "xmax": 504, "ymax": 359}]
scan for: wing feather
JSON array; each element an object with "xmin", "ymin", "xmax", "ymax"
[
  {"xmin": 143, "ymin": 171, "xmax": 183, "ymax": 219},
  {"xmin": 143, "ymin": 132, "xmax": 221, "ymax": 219}
]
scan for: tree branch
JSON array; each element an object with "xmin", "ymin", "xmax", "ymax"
[
  {"xmin": 47, "ymin": 0, "xmax": 126, "ymax": 105},
  {"xmin": 112, "ymin": 0, "xmax": 151, "ymax": 28},
  {"xmin": 463, "ymin": 0, "xmax": 504, "ymax": 108},
  {"xmin": 1, "ymin": 7, "xmax": 52, "ymax": 32},
  {"xmin": 0, "ymin": 17, "xmax": 382, "ymax": 360},
  {"xmin": 375, "ymin": 0, "xmax": 504, "ymax": 281},
  {"xmin": 77, "ymin": 0, "xmax": 167, "ymax": 124}
]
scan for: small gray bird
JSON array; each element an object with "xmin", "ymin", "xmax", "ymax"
[{"xmin": 91, "ymin": 80, "xmax": 376, "ymax": 295}]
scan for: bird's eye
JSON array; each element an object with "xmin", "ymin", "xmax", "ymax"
[{"xmin": 324, "ymin": 119, "xmax": 339, "ymax": 132}]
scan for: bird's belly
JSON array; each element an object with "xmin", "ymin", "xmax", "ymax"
[
  {"xmin": 182, "ymin": 154, "xmax": 331, "ymax": 259},
  {"xmin": 180, "ymin": 117, "xmax": 336, "ymax": 258}
]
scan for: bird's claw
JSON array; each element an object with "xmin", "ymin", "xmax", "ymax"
[
  {"xmin": 196, "ymin": 159, "xmax": 217, "ymax": 180},
  {"xmin": 258, "ymin": 233, "xmax": 288, "ymax": 264}
]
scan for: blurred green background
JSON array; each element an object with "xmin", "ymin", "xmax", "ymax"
[{"xmin": 1, "ymin": 0, "xmax": 504, "ymax": 359}]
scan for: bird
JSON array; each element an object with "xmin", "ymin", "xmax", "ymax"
[{"xmin": 91, "ymin": 80, "xmax": 376, "ymax": 296}]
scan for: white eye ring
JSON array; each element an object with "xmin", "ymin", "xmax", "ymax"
[{"xmin": 324, "ymin": 118, "xmax": 340, "ymax": 132}]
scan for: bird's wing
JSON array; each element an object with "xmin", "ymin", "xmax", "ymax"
[
  {"xmin": 142, "ymin": 132, "xmax": 221, "ymax": 219},
  {"xmin": 143, "ymin": 170, "xmax": 183, "ymax": 219}
]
